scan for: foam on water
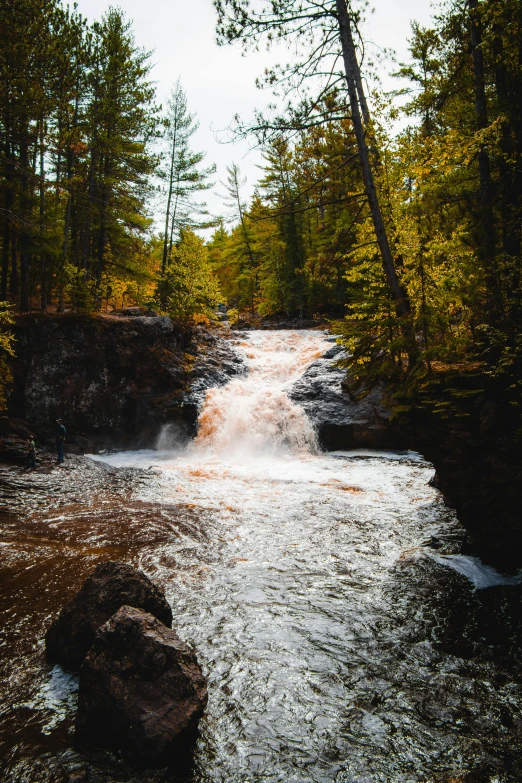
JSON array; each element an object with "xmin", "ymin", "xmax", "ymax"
[
  {"xmin": 429, "ymin": 553, "xmax": 522, "ymax": 590},
  {"xmin": 18, "ymin": 666, "xmax": 78, "ymax": 735},
  {"xmin": 194, "ymin": 330, "xmax": 329, "ymax": 457}
]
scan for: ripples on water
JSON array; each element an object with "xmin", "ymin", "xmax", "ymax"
[{"xmin": 2, "ymin": 330, "xmax": 522, "ymax": 783}]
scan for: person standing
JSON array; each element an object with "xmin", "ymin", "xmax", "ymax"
[
  {"xmin": 26, "ymin": 437, "xmax": 36, "ymax": 469},
  {"xmin": 56, "ymin": 419, "xmax": 66, "ymax": 464}
]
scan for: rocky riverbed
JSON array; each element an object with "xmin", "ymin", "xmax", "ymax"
[
  {"xmin": 4, "ymin": 312, "xmax": 522, "ymax": 573},
  {"xmin": 2, "ymin": 446, "xmax": 522, "ymax": 782},
  {"xmin": 288, "ymin": 340, "xmax": 397, "ymax": 450}
]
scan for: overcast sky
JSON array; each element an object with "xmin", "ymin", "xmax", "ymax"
[{"xmin": 73, "ymin": 0, "xmax": 436, "ymax": 228}]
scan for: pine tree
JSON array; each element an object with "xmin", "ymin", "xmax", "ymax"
[
  {"xmin": 214, "ymin": 0, "xmax": 417, "ymax": 359},
  {"xmin": 222, "ymin": 163, "xmax": 258, "ymax": 315},
  {"xmin": 157, "ymin": 229, "xmax": 220, "ymax": 321},
  {"xmin": 86, "ymin": 9, "xmax": 159, "ymax": 297},
  {"xmin": 161, "ymin": 80, "xmax": 215, "ymax": 274}
]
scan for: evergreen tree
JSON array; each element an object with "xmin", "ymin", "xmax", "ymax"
[
  {"xmin": 161, "ymin": 80, "xmax": 215, "ymax": 274},
  {"xmin": 157, "ymin": 229, "xmax": 220, "ymax": 321},
  {"xmin": 214, "ymin": 0, "xmax": 417, "ymax": 360},
  {"xmin": 222, "ymin": 164, "xmax": 258, "ymax": 314},
  {"xmin": 85, "ymin": 9, "xmax": 159, "ymax": 297}
]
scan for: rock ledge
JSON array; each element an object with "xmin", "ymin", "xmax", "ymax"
[
  {"xmin": 76, "ymin": 605, "xmax": 208, "ymax": 767},
  {"xmin": 45, "ymin": 560, "xmax": 173, "ymax": 671}
]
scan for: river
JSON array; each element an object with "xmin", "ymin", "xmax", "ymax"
[{"xmin": 1, "ymin": 329, "xmax": 522, "ymax": 783}]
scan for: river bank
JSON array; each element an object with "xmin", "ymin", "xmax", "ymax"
[
  {"xmin": 0, "ymin": 454, "xmax": 214, "ymax": 783},
  {"xmin": 393, "ymin": 367, "xmax": 522, "ymax": 571}
]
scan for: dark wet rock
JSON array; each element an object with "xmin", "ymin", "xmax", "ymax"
[
  {"xmin": 8, "ymin": 313, "xmax": 193, "ymax": 451},
  {"xmin": 0, "ymin": 433, "xmax": 30, "ymax": 461},
  {"xmin": 7, "ymin": 315, "xmax": 243, "ymax": 451},
  {"xmin": 0, "ymin": 415, "xmax": 33, "ymax": 439},
  {"xmin": 45, "ymin": 560, "xmax": 172, "ymax": 671},
  {"xmin": 184, "ymin": 329, "xmax": 246, "ymax": 413},
  {"xmin": 428, "ymin": 472, "xmax": 442, "ymax": 490},
  {"xmin": 401, "ymin": 372, "xmax": 522, "ymax": 569},
  {"xmin": 234, "ymin": 314, "xmax": 324, "ymax": 330},
  {"xmin": 109, "ymin": 306, "xmax": 158, "ymax": 317},
  {"xmin": 289, "ymin": 346, "xmax": 396, "ymax": 449},
  {"xmin": 76, "ymin": 605, "xmax": 208, "ymax": 767},
  {"xmin": 474, "ymin": 583, "xmax": 522, "ymax": 657},
  {"xmin": 0, "ymin": 416, "xmax": 36, "ymax": 462},
  {"xmin": 67, "ymin": 769, "xmax": 89, "ymax": 783}
]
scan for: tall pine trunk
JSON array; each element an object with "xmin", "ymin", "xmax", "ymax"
[
  {"xmin": 491, "ymin": 26, "xmax": 520, "ymax": 322},
  {"xmin": 1, "ymin": 126, "xmax": 12, "ymax": 299},
  {"xmin": 335, "ymin": 0, "xmax": 417, "ymax": 362},
  {"xmin": 469, "ymin": 0, "xmax": 502, "ymax": 323},
  {"xmin": 162, "ymin": 121, "xmax": 178, "ymax": 274},
  {"xmin": 10, "ymin": 234, "xmax": 18, "ymax": 297},
  {"xmin": 39, "ymin": 118, "xmax": 47, "ymax": 312},
  {"xmin": 1, "ymin": 188, "xmax": 11, "ymax": 300},
  {"xmin": 19, "ymin": 136, "xmax": 31, "ymax": 312}
]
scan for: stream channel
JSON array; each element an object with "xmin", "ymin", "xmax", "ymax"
[{"xmin": 1, "ymin": 330, "xmax": 522, "ymax": 783}]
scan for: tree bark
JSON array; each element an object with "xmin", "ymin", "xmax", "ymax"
[
  {"xmin": 492, "ymin": 28, "xmax": 520, "ymax": 264},
  {"xmin": 335, "ymin": 0, "xmax": 412, "ymax": 322},
  {"xmin": 168, "ymin": 189, "xmax": 180, "ymax": 261},
  {"xmin": 19, "ymin": 136, "xmax": 31, "ymax": 312},
  {"xmin": 96, "ymin": 154, "xmax": 111, "ymax": 295},
  {"xmin": 235, "ymin": 184, "xmax": 256, "ymax": 316},
  {"xmin": 10, "ymin": 234, "xmax": 18, "ymax": 297},
  {"xmin": 468, "ymin": 0, "xmax": 502, "ymax": 322},
  {"xmin": 39, "ymin": 118, "xmax": 47, "ymax": 312},
  {"xmin": 162, "ymin": 120, "xmax": 178, "ymax": 274},
  {"xmin": 1, "ymin": 188, "xmax": 11, "ymax": 301}
]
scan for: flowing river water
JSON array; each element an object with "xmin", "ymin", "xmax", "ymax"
[{"xmin": 1, "ymin": 330, "xmax": 522, "ymax": 783}]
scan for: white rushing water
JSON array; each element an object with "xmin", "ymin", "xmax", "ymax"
[
  {"xmin": 87, "ymin": 330, "xmax": 519, "ymax": 783},
  {"xmin": 428, "ymin": 553, "xmax": 522, "ymax": 590}
]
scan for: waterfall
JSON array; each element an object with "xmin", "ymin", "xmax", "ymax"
[{"xmin": 193, "ymin": 330, "xmax": 330, "ymax": 457}]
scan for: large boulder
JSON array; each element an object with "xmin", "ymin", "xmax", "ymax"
[
  {"xmin": 289, "ymin": 343, "xmax": 395, "ymax": 449},
  {"xmin": 45, "ymin": 560, "xmax": 173, "ymax": 671},
  {"xmin": 76, "ymin": 605, "xmax": 208, "ymax": 767}
]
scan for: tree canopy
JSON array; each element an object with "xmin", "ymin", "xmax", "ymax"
[
  {"xmin": 2, "ymin": 0, "xmax": 522, "ymax": 390},
  {"xmin": 210, "ymin": 0, "xmax": 522, "ymax": 384},
  {"xmin": 0, "ymin": 0, "xmax": 220, "ymax": 322}
]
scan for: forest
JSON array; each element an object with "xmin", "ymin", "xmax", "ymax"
[{"xmin": 1, "ymin": 0, "xmax": 522, "ymax": 390}]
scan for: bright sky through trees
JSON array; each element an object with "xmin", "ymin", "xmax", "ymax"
[{"xmin": 73, "ymin": 0, "xmax": 434, "ymax": 222}]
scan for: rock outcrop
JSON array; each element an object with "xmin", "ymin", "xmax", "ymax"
[
  {"xmin": 234, "ymin": 314, "xmax": 324, "ymax": 330},
  {"xmin": 289, "ymin": 342, "xmax": 396, "ymax": 450},
  {"xmin": 76, "ymin": 605, "xmax": 208, "ymax": 767},
  {"xmin": 45, "ymin": 560, "xmax": 173, "ymax": 671},
  {"xmin": 0, "ymin": 416, "xmax": 35, "ymax": 462},
  {"xmin": 405, "ymin": 378, "xmax": 522, "ymax": 570},
  {"xmin": 7, "ymin": 313, "xmax": 244, "ymax": 453}
]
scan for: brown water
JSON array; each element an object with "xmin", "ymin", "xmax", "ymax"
[{"xmin": 1, "ymin": 330, "xmax": 522, "ymax": 783}]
